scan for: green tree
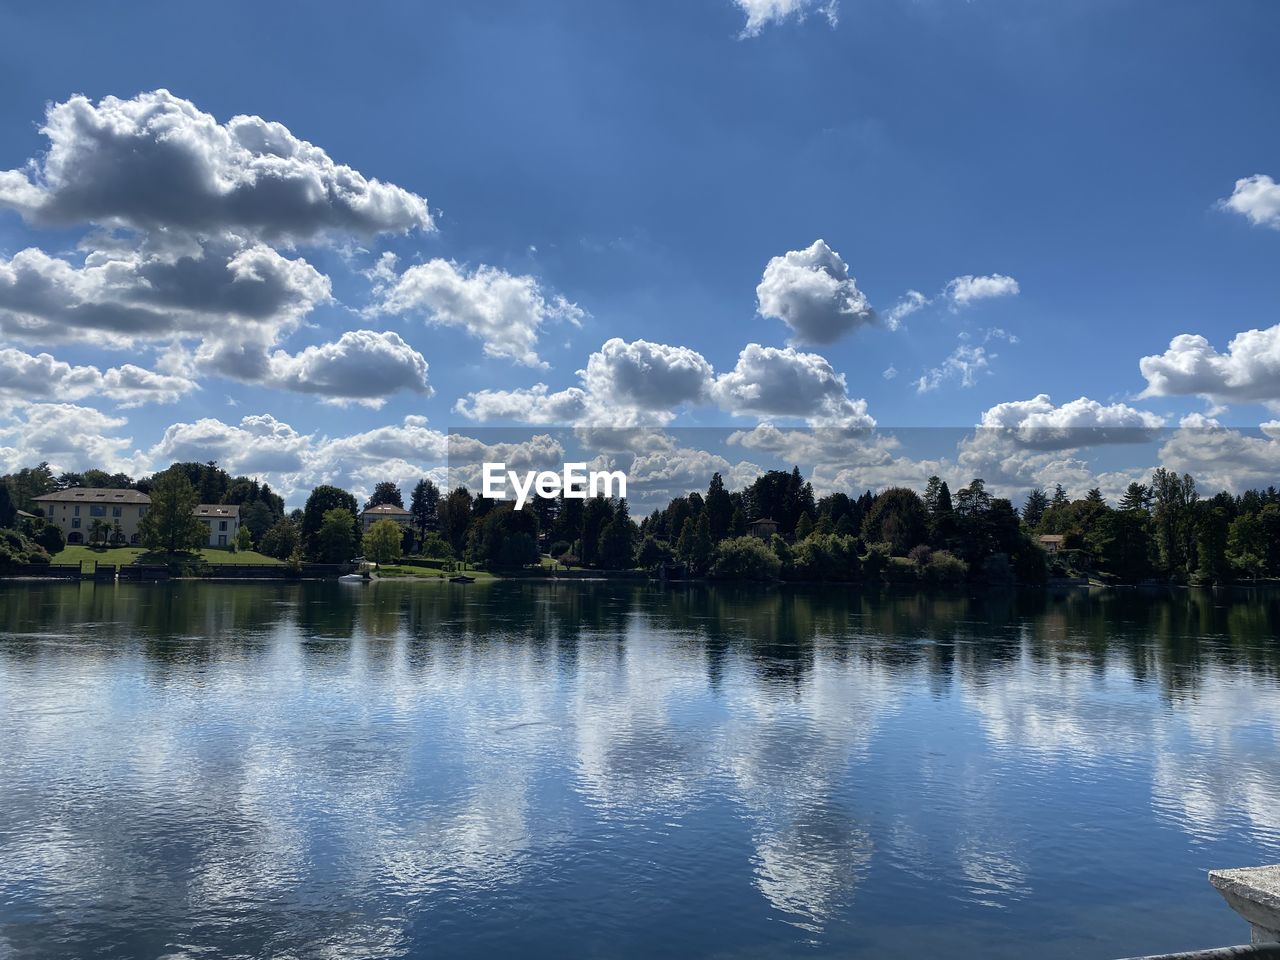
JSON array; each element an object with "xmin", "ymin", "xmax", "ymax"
[
  {"xmin": 861, "ymin": 487, "xmax": 928, "ymax": 555},
  {"xmin": 409, "ymin": 478, "xmax": 440, "ymax": 536},
  {"xmin": 259, "ymin": 519, "xmax": 300, "ymax": 560},
  {"xmin": 364, "ymin": 481, "xmax": 404, "ymax": 510},
  {"xmin": 234, "ymin": 525, "xmax": 253, "ymax": 552},
  {"xmin": 302, "ymin": 485, "xmax": 360, "ymax": 561},
  {"xmin": 795, "ymin": 512, "xmax": 814, "ymax": 541},
  {"xmin": 364, "ymin": 518, "xmax": 405, "ymax": 568},
  {"xmin": 705, "ymin": 472, "xmax": 733, "ymax": 543},
  {"xmin": 0, "ymin": 484, "xmax": 15, "ymax": 529},
  {"xmin": 1227, "ymin": 512, "xmax": 1266, "ymax": 581},
  {"xmin": 1021, "ymin": 488, "xmax": 1048, "ymax": 530},
  {"xmin": 709, "ymin": 536, "xmax": 781, "ymax": 581},
  {"xmin": 242, "ymin": 501, "xmax": 275, "ymax": 542},
  {"xmin": 316, "ymin": 508, "xmax": 358, "ymax": 564},
  {"xmin": 139, "ymin": 469, "xmax": 207, "ymax": 554}
]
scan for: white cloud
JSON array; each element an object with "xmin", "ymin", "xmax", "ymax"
[
  {"xmin": 1220, "ymin": 174, "xmax": 1280, "ymax": 230},
  {"xmin": 1139, "ymin": 325, "xmax": 1280, "ymax": 405},
  {"xmin": 149, "ymin": 413, "xmax": 313, "ymax": 477},
  {"xmin": 756, "ymin": 239, "xmax": 873, "ymax": 345},
  {"xmin": 914, "ymin": 344, "xmax": 993, "ymax": 393},
  {"xmin": 734, "ymin": 0, "xmax": 838, "ymax": 37},
  {"xmin": 944, "ymin": 274, "xmax": 1020, "ymax": 308},
  {"xmin": 266, "ymin": 329, "xmax": 431, "ymax": 408},
  {"xmin": 978, "ymin": 394, "xmax": 1166, "ymax": 449},
  {"xmin": 373, "ymin": 257, "xmax": 583, "ymax": 367},
  {"xmin": 0, "ymin": 90, "xmax": 430, "ymax": 241},
  {"xmin": 0, "ymin": 240, "xmax": 331, "ymax": 377},
  {"xmin": 713, "ymin": 343, "xmax": 874, "ymax": 427},
  {"xmin": 0, "ymin": 402, "xmax": 139, "ymax": 475},
  {"xmin": 0, "ymin": 346, "xmax": 196, "ymax": 409},
  {"xmin": 581, "ymin": 338, "xmax": 714, "ymax": 422},
  {"xmin": 628, "ymin": 446, "xmax": 763, "ymax": 501},
  {"xmin": 884, "ymin": 290, "xmax": 926, "ymax": 330},
  {"xmin": 1156, "ymin": 415, "xmax": 1280, "ymax": 493},
  {"xmin": 454, "ymin": 384, "xmax": 588, "ymax": 424}
]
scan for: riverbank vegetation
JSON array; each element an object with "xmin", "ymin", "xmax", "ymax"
[{"xmin": 3, "ymin": 457, "xmax": 1279, "ymax": 586}]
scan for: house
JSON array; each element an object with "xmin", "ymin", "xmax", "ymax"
[
  {"xmin": 361, "ymin": 503, "xmax": 412, "ymax": 532},
  {"xmin": 1038, "ymin": 534, "xmax": 1066, "ymax": 555},
  {"xmin": 32, "ymin": 487, "xmax": 243, "ymax": 548},
  {"xmin": 748, "ymin": 517, "xmax": 779, "ymax": 540},
  {"xmin": 32, "ymin": 488, "xmax": 151, "ymax": 545},
  {"xmin": 195, "ymin": 504, "xmax": 240, "ymax": 548}
]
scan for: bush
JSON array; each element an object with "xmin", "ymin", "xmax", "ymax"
[
  {"xmin": 907, "ymin": 544, "xmax": 932, "ymax": 566},
  {"xmin": 549, "ymin": 540, "xmax": 572, "ymax": 559},
  {"xmin": 861, "ymin": 542, "xmax": 891, "ymax": 580},
  {"xmin": 31, "ymin": 523, "xmax": 65, "ymax": 555},
  {"xmin": 0, "ymin": 528, "xmax": 51, "ymax": 566},
  {"xmin": 710, "ymin": 536, "xmax": 782, "ymax": 581},
  {"xmin": 791, "ymin": 533, "xmax": 860, "ymax": 581},
  {"xmin": 419, "ymin": 532, "xmax": 453, "ymax": 559},
  {"xmin": 922, "ymin": 549, "xmax": 968, "ymax": 584}
]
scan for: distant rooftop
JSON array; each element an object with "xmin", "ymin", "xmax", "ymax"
[
  {"xmin": 363, "ymin": 503, "xmax": 411, "ymax": 515},
  {"xmin": 33, "ymin": 487, "xmax": 150, "ymax": 504},
  {"xmin": 194, "ymin": 504, "xmax": 240, "ymax": 518}
]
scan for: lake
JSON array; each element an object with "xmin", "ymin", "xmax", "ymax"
[{"xmin": 1, "ymin": 580, "xmax": 1278, "ymax": 959}]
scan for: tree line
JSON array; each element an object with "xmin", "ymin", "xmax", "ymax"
[{"xmin": 3, "ymin": 459, "xmax": 1278, "ymax": 585}]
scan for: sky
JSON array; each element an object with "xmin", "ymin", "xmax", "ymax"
[{"xmin": 2, "ymin": 0, "xmax": 1280, "ymax": 508}]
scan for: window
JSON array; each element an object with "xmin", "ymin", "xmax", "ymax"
[
  {"xmin": 219, "ymin": 520, "xmax": 227, "ymax": 531},
  {"xmin": 112, "ymin": 506, "xmax": 122, "ymax": 518},
  {"xmin": 72, "ymin": 518, "xmax": 81, "ymax": 529},
  {"xmin": 90, "ymin": 505, "xmax": 105, "ymax": 517},
  {"xmin": 74, "ymin": 505, "xmax": 80, "ymax": 516}
]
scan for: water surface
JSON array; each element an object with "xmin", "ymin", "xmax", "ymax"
[{"xmin": 1, "ymin": 580, "xmax": 1278, "ymax": 959}]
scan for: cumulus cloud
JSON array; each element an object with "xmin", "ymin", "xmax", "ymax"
[
  {"xmin": 628, "ymin": 445, "xmax": 763, "ymax": 501},
  {"xmin": 943, "ymin": 274, "xmax": 1020, "ymax": 308},
  {"xmin": 1220, "ymin": 174, "xmax": 1280, "ymax": 229},
  {"xmin": 0, "ymin": 403, "xmax": 139, "ymax": 475},
  {"xmin": 756, "ymin": 239, "xmax": 873, "ymax": 345},
  {"xmin": 1139, "ymin": 325, "xmax": 1280, "ymax": 405},
  {"xmin": 0, "ymin": 90, "xmax": 431, "ymax": 241},
  {"xmin": 454, "ymin": 384, "xmax": 588, "ymax": 424},
  {"xmin": 372, "ymin": 256, "xmax": 583, "ymax": 367},
  {"xmin": 734, "ymin": 0, "xmax": 837, "ymax": 37},
  {"xmin": 149, "ymin": 413, "xmax": 313, "ymax": 477},
  {"xmin": 0, "ymin": 346, "xmax": 196, "ymax": 409},
  {"xmin": 978, "ymin": 394, "xmax": 1166, "ymax": 449},
  {"xmin": 581, "ymin": 338, "xmax": 714, "ymax": 421},
  {"xmin": 914, "ymin": 344, "xmax": 993, "ymax": 393},
  {"xmin": 1156, "ymin": 415, "xmax": 1280, "ymax": 493},
  {"xmin": 712, "ymin": 343, "xmax": 874, "ymax": 427},
  {"xmin": 266, "ymin": 330, "xmax": 431, "ymax": 408},
  {"xmin": 884, "ymin": 290, "xmax": 926, "ymax": 330}
]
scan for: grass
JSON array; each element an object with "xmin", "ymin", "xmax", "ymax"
[
  {"xmin": 374, "ymin": 563, "xmax": 498, "ymax": 581},
  {"xmin": 52, "ymin": 545, "xmax": 284, "ymax": 567}
]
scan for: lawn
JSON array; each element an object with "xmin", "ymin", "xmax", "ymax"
[
  {"xmin": 52, "ymin": 546, "xmax": 283, "ymax": 567},
  {"xmin": 374, "ymin": 564, "xmax": 497, "ymax": 581}
]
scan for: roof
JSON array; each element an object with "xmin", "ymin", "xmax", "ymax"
[
  {"xmin": 194, "ymin": 504, "xmax": 240, "ymax": 518},
  {"xmin": 362, "ymin": 503, "xmax": 411, "ymax": 515},
  {"xmin": 749, "ymin": 517, "xmax": 779, "ymax": 525},
  {"xmin": 1038, "ymin": 534, "xmax": 1066, "ymax": 543},
  {"xmin": 33, "ymin": 487, "xmax": 150, "ymax": 504},
  {"xmin": 16, "ymin": 509, "xmax": 36, "ymax": 519}
]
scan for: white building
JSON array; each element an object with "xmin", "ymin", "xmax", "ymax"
[
  {"xmin": 32, "ymin": 488, "xmax": 151, "ymax": 545},
  {"xmin": 360, "ymin": 503, "xmax": 412, "ymax": 532},
  {"xmin": 32, "ymin": 488, "xmax": 242, "ymax": 549},
  {"xmin": 194, "ymin": 504, "xmax": 241, "ymax": 548}
]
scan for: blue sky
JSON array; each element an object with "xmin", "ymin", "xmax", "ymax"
[{"xmin": 2, "ymin": 0, "xmax": 1280, "ymax": 506}]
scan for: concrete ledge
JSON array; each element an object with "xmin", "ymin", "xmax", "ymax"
[{"xmin": 1211, "ymin": 866, "xmax": 1280, "ymax": 945}]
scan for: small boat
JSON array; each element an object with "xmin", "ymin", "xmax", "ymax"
[
  {"xmin": 339, "ymin": 573, "xmax": 369, "ymax": 583},
  {"xmin": 448, "ymin": 574, "xmax": 476, "ymax": 584}
]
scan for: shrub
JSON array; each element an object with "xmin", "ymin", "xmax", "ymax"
[
  {"xmin": 710, "ymin": 536, "xmax": 782, "ymax": 581},
  {"xmin": 922, "ymin": 549, "xmax": 967, "ymax": 584},
  {"xmin": 32, "ymin": 523, "xmax": 65, "ymax": 555},
  {"xmin": 419, "ymin": 532, "xmax": 454, "ymax": 559},
  {"xmin": 907, "ymin": 544, "xmax": 933, "ymax": 566},
  {"xmin": 861, "ymin": 542, "xmax": 891, "ymax": 580},
  {"xmin": 791, "ymin": 533, "xmax": 861, "ymax": 581}
]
